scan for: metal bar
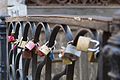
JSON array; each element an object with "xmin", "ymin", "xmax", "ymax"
[
  {"xmin": 0, "ymin": 17, "xmax": 7, "ymax": 80},
  {"xmin": 5, "ymin": 15, "xmax": 111, "ymax": 32}
]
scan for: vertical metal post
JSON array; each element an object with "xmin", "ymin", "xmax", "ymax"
[{"xmin": 0, "ymin": 17, "xmax": 7, "ymax": 80}]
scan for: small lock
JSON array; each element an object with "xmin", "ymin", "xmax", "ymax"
[
  {"xmin": 35, "ymin": 46, "xmax": 45, "ymax": 57},
  {"xmin": 8, "ymin": 35, "xmax": 15, "ymax": 42},
  {"xmin": 25, "ymin": 41, "xmax": 35, "ymax": 51},
  {"xmin": 63, "ymin": 57, "xmax": 72, "ymax": 65},
  {"xmin": 64, "ymin": 44, "xmax": 81, "ymax": 61},
  {"xmin": 18, "ymin": 41, "xmax": 28, "ymax": 49},
  {"xmin": 76, "ymin": 36, "xmax": 99, "ymax": 53},
  {"xmin": 76, "ymin": 36, "xmax": 91, "ymax": 52},
  {"xmin": 38, "ymin": 44, "xmax": 51, "ymax": 55},
  {"xmin": 88, "ymin": 52, "xmax": 96, "ymax": 62}
]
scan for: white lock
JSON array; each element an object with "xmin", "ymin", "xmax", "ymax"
[{"xmin": 38, "ymin": 44, "xmax": 51, "ymax": 55}]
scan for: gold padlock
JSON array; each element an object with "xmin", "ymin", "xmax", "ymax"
[
  {"xmin": 76, "ymin": 36, "xmax": 91, "ymax": 52},
  {"xmin": 63, "ymin": 57, "xmax": 72, "ymax": 65},
  {"xmin": 18, "ymin": 41, "xmax": 28, "ymax": 48},
  {"xmin": 88, "ymin": 52, "xmax": 95, "ymax": 62},
  {"xmin": 18, "ymin": 38, "xmax": 28, "ymax": 49}
]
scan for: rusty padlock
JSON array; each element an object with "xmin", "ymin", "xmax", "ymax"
[
  {"xmin": 25, "ymin": 41, "xmax": 36, "ymax": 51},
  {"xmin": 8, "ymin": 35, "xmax": 15, "ymax": 42},
  {"xmin": 63, "ymin": 44, "xmax": 81, "ymax": 61}
]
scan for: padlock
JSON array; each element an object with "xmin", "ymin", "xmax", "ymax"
[
  {"xmin": 18, "ymin": 41, "xmax": 28, "ymax": 49},
  {"xmin": 76, "ymin": 36, "xmax": 100, "ymax": 52},
  {"xmin": 88, "ymin": 52, "xmax": 96, "ymax": 62},
  {"xmin": 8, "ymin": 35, "xmax": 15, "ymax": 42},
  {"xmin": 49, "ymin": 51, "xmax": 55, "ymax": 61},
  {"xmin": 35, "ymin": 46, "xmax": 45, "ymax": 57},
  {"xmin": 22, "ymin": 49, "xmax": 32, "ymax": 59},
  {"xmin": 63, "ymin": 44, "xmax": 81, "ymax": 61},
  {"xmin": 76, "ymin": 36, "xmax": 91, "ymax": 52},
  {"xmin": 38, "ymin": 44, "xmax": 51, "ymax": 55},
  {"xmin": 25, "ymin": 41, "xmax": 36, "ymax": 51},
  {"xmin": 62, "ymin": 57, "xmax": 72, "ymax": 65}
]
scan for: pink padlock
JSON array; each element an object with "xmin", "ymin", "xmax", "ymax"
[
  {"xmin": 8, "ymin": 35, "xmax": 15, "ymax": 42},
  {"xmin": 25, "ymin": 41, "xmax": 36, "ymax": 51}
]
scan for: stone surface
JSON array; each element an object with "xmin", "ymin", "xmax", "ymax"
[{"xmin": 0, "ymin": 0, "xmax": 7, "ymax": 16}]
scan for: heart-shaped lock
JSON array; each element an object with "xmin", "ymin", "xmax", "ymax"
[
  {"xmin": 38, "ymin": 44, "xmax": 51, "ymax": 55},
  {"xmin": 25, "ymin": 41, "xmax": 35, "ymax": 51},
  {"xmin": 8, "ymin": 35, "xmax": 15, "ymax": 42},
  {"xmin": 63, "ymin": 44, "xmax": 81, "ymax": 61}
]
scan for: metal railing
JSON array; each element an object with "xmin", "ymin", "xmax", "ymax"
[{"xmin": 6, "ymin": 15, "xmax": 120, "ymax": 80}]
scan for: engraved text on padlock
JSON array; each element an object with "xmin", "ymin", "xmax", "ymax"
[
  {"xmin": 39, "ymin": 44, "xmax": 51, "ymax": 55},
  {"xmin": 25, "ymin": 41, "xmax": 35, "ymax": 50},
  {"xmin": 18, "ymin": 41, "xmax": 28, "ymax": 49}
]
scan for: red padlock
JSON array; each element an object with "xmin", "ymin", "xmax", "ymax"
[{"xmin": 8, "ymin": 35, "xmax": 15, "ymax": 42}]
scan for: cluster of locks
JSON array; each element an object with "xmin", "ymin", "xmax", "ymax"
[
  {"xmin": 28, "ymin": 0, "xmax": 120, "ymax": 5},
  {"xmin": 8, "ymin": 22, "xmax": 100, "ymax": 65}
]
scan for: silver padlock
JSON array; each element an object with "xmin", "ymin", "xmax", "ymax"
[{"xmin": 64, "ymin": 44, "xmax": 81, "ymax": 61}]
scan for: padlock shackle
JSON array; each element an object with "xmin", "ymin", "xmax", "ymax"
[{"xmin": 90, "ymin": 39, "xmax": 100, "ymax": 47}]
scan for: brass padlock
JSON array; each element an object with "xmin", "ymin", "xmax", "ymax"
[
  {"xmin": 63, "ymin": 57, "xmax": 72, "ymax": 65},
  {"xmin": 63, "ymin": 44, "xmax": 81, "ymax": 61},
  {"xmin": 76, "ymin": 36, "xmax": 100, "ymax": 62},
  {"xmin": 18, "ymin": 41, "xmax": 28, "ymax": 49},
  {"xmin": 18, "ymin": 38, "xmax": 28, "ymax": 49},
  {"xmin": 76, "ymin": 36, "xmax": 91, "ymax": 52},
  {"xmin": 76, "ymin": 36, "xmax": 99, "ymax": 52}
]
